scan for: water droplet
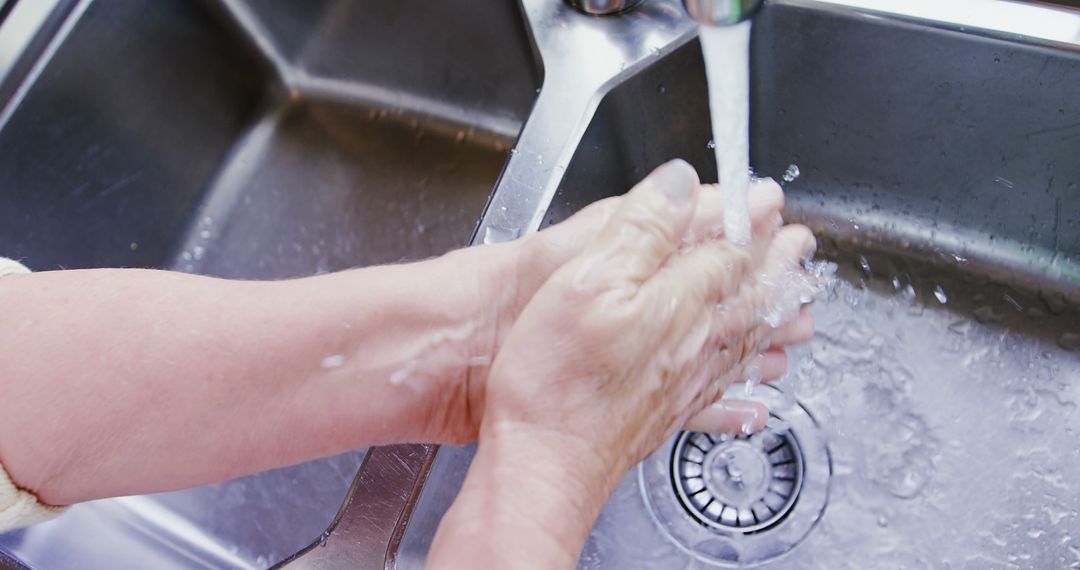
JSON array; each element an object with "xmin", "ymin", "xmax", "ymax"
[
  {"xmin": 782, "ymin": 163, "xmax": 801, "ymax": 183},
  {"xmin": 455, "ymin": 130, "xmax": 466, "ymax": 143},
  {"xmin": 482, "ymin": 225, "xmax": 521, "ymax": 245},
  {"xmin": 199, "ymin": 229, "xmax": 211, "ymax": 240},
  {"xmin": 993, "ymin": 176, "xmax": 1015, "ymax": 189},
  {"xmin": 1059, "ymin": 332, "xmax": 1080, "ymax": 352},
  {"xmin": 901, "ymin": 283, "xmax": 917, "ymax": 303},
  {"xmin": 857, "ymin": 255, "xmax": 872, "ymax": 275},
  {"xmin": 706, "ymin": 140, "xmax": 716, "ymax": 150},
  {"xmin": 933, "ymin": 285, "xmax": 948, "ymax": 304},
  {"xmin": 321, "ymin": 354, "xmax": 345, "ymax": 369},
  {"xmin": 657, "ymin": 84, "xmax": 667, "ymax": 94}
]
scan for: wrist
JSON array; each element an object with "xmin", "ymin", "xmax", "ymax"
[
  {"xmin": 429, "ymin": 423, "xmax": 614, "ymax": 569},
  {"xmin": 417, "ymin": 242, "xmax": 526, "ymax": 440}
]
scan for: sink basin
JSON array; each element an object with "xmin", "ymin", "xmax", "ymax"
[
  {"xmin": 396, "ymin": 1, "xmax": 1080, "ymax": 568},
  {"xmin": 3, "ymin": 0, "xmax": 1078, "ymax": 568},
  {"xmin": 560, "ymin": 4, "xmax": 1080, "ymax": 568},
  {"xmin": 0, "ymin": 0, "xmax": 537, "ymax": 567}
]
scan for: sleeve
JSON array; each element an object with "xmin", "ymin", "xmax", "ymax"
[
  {"xmin": 0, "ymin": 257, "xmax": 69, "ymax": 532},
  {"xmin": 0, "ymin": 257, "xmax": 30, "ymax": 277},
  {"xmin": 0, "ymin": 463, "xmax": 67, "ymax": 532}
]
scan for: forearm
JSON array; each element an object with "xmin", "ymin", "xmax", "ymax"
[
  {"xmin": 427, "ymin": 427, "xmax": 613, "ymax": 570},
  {"xmin": 0, "ymin": 247, "xmax": 498, "ymax": 505}
]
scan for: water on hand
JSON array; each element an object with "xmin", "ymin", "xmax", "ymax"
[
  {"xmin": 580, "ymin": 258, "xmax": 1080, "ymax": 569},
  {"xmin": 699, "ymin": 22, "xmax": 753, "ymax": 246}
]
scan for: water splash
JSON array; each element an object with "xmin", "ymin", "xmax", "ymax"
[
  {"xmin": 782, "ymin": 164, "xmax": 801, "ymax": 183},
  {"xmin": 578, "ymin": 259, "xmax": 1080, "ymax": 569}
]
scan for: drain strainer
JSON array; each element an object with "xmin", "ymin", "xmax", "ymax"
[
  {"xmin": 672, "ymin": 423, "xmax": 803, "ymax": 533},
  {"xmin": 639, "ymin": 384, "xmax": 831, "ymax": 567}
]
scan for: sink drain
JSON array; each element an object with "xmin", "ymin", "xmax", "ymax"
[
  {"xmin": 639, "ymin": 384, "xmax": 831, "ymax": 567},
  {"xmin": 672, "ymin": 423, "xmax": 803, "ymax": 533}
]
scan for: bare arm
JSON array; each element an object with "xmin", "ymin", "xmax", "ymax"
[
  {"xmin": 0, "ymin": 247, "xmax": 505, "ymax": 505},
  {"xmin": 0, "ymin": 181, "xmax": 626, "ymax": 508}
]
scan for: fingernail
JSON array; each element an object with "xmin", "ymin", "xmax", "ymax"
[
  {"xmin": 655, "ymin": 159, "xmax": 699, "ymax": 203},
  {"xmin": 802, "ymin": 231, "xmax": 818, "ymax": 258},
  {"xmin": 720, "ymin": 400, "xmax": 769, "ymax": 433},
  {"xmin": 748, "ymin": 177, "xmax": 783, "ymax": 205}
]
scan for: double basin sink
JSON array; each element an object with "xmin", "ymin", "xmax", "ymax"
[{"xmin": 0, "ymin": 0, "xmax": 1077, "ymax": 568}]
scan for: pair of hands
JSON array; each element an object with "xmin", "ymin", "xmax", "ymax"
[
  {"xmin": 424, "ymin": 159, "xmax": 817, "ymax": 569},
  {"xmin": 433, "ymin": 159, "xmax": 816, "ymax": 474}
]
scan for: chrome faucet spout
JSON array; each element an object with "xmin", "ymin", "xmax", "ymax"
[
  {"xmin": 683, "ymin": 0, "xmax": 763, "ymax": 25},
  {"xmin": 567, "ymin": 0, "xmax": 762, "ymax": 25},
  {"xmin": 568, "ymin": 0, "xmax": 647, "ymax": 15}
]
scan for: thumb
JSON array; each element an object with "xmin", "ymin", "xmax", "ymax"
[{"xmin": 587, "ymin": 159, "xmax": 700, "ymax": 285}]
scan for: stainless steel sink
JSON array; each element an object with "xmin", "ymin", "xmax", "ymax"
[
  {"xmin": 397, "ymin": 1, "xmax": 1080, "ymax": 569},
  {"xmin": 2, "ymin": 0, "xmax": 1079, "ymax": 568},
  {"xmin": 0, "ymin": 0, "xmax": 537, "ymax": 567}
]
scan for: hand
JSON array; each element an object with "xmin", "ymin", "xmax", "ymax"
[
  {"xmin": 480, "ymin": 159, "xmax": 816, "ymax": 476},
  {"xmin": 428, "ymin": 160, "xmax": 817, "ymax": 569},
  {"xmin": 428, "ymin": 163, "xmax": 808, "ymax": 443}
]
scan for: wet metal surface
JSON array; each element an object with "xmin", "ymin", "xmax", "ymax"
[
  {"xmin": 1, "ymin": 0, "xmax": 1078, "ymax": 567},
  {"xmin": 0, "ymin": 0, "xmax": 536, "ymax": 567}
]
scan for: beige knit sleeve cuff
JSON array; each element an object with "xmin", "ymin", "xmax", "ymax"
[
  {"xmin": 0, "ymin": 257, "xmax": 30, "ymax": 277},
  {"xmin": 0, "ymin": 461, "xmax": 67, "ymax": 532},
  {"xmin": 0, "ymin": 256, "xmax": 67, "ymax": 531}
]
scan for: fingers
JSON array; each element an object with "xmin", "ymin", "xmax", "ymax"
[
  {"xmin": 766, "ymin": 224, "xmax": 817, "ymax": 270},
  {"xmin": 770, "ymin": 305, "xmax": 814, "ymax": 346},
  {"xmin": 759, "ymin": 347, "xmax": 788, "ymax": 381},
  {"xmin": 685, "ymin": 399, "xmax": 769, "ymax": 434},
  {"xmin": 754, "ymin": 224, "xmax": 818, "ymax": 327},
  {"xmin": 688, "ymin": 178, "xmax": 784, "ymax": 244},
  {"xmin": 662, "ymin": 238, "xmax": 754, "ymax": 314},
  {"xmin": 748, "ymin": 178, "xmax": 785, "ymax": 225},
  {"xmin": 585, "ymin": 160, "xmax": 700, "ymax": 286}
]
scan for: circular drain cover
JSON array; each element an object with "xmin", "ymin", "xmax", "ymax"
[
  {"xmin": 672, "ymin": 425, "xmax": 803, "ymax": 533},
  {"xmin": 639, "ymin": 384, "xmax": 831, "ymax": 567}
]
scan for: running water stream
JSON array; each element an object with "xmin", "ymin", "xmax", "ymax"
[{"xmin": 699, "ymin": 22, "xmax": 753, "ymax": 246}]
